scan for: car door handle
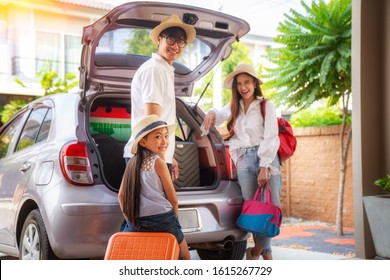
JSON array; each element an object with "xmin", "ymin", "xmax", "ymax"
[{"xmin": 19, "ymin": 162, "xmax": 32, "ymax": 172}]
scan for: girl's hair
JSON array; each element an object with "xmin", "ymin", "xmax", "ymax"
[
  {"xmin": 121, "ymin": 144, "xmax": 145, "ymax": 226},
  {"xmin": 121, "ymin": 126, "xmax": 169, "ymax": 226},
  {"xmin": 225, "ymin": 74, "xmax": 263, "ymax": 141}
]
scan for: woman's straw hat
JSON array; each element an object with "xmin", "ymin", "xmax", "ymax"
[
  {"xmin": 131, "ymin": 115, "xmax": 176, "ymax": 154},
  {"xmin": 223, "ymin": 63, "xmax": 263, "ymax": 89},
  {"xmin": 149, "ymin": 15, "xmax": 196, "ymax": 45}
]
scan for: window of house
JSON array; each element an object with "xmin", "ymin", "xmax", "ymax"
[
  {"xmin": 65, "ymin": 35, "xmax": 81, "ymax": 75},
  {"xmin": 0, "ymin": 21, "xmax": 7, "ymax": 76},
  {"xmin": 35, "ymin": 31, "xmax": 81, "ymax": 76},
  {"xmin": 36, "ymin": 31, "xmax": 61, "ymax": 75}
]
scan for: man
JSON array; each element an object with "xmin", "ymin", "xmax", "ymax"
[{"xmin": 123, "ymin": 15, "xmax": 196, "ymax": 180}]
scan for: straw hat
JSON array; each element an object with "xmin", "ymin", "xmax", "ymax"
[
  {"xmin": 149, "ymin": 15, "xmax": 196, "ymax": 45},
  {"xmin": 131, "ymin": 115, "xmax": 176, "ymax": 154},
  {"xmin": 224, "ymin": 64, "xmax": 263, "ymax": 89}
]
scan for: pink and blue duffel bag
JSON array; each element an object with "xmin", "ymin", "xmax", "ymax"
[{"xmin": 236, "ymin": 184, "xmax": 282, "ymax": 237}]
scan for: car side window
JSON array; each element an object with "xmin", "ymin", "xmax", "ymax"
[
  {"xmin": 15, "ymin": 107, "xmax": 50, "ymax": 152},
  {"xmin": 36, "ymin": 109, "xmax": 52, "ymax": 143},
  {"xmin": 0, "ymin": 114, "xmax": 24, "ymax": 159}
]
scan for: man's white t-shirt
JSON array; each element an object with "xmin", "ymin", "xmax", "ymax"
[{"xmin": 123, "ymin": 53, "xmax": 176, "ymax": 163}]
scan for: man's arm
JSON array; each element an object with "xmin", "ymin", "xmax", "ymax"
[{"xmin": 144, "ymin": 103, "xmax": 161, "ymax": 116}]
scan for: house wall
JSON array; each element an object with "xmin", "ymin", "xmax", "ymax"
[
  {"xmin": 0, "ymin": 0, "xmax": 110, "ymax": 96},
  {"xmin": 34, "ymin": 10, "xmax": 90, "ymax": 34},
  {"xmin": 280, "ymin": 125, "xmax": 354, "ymax": 227}
]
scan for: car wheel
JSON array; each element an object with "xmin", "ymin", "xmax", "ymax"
[
  {"xmin": 196, "ymin": 240, "xmax": 247, "ymax": 260},
  {"xmin": 19, "ymin": 209, "xmax": 55, "ymax": 260}
]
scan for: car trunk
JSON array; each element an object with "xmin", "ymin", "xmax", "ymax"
[{"xmin": 87, "ymin": 94, "xmax": 229, "ymax": 192}]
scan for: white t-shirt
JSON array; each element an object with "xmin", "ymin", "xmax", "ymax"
[{"xmin": 123, "ymin": 53, "xmax": 176, "ymax": 163}]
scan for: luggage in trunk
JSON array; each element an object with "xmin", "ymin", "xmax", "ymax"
[{"xmin": 174, "ymin": 141, "xmax": 200, "ymax": 188}]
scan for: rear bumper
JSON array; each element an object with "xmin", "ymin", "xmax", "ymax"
[{"xmin": 177, "ymin": 180, "xmax": 246, "ymax": 245}]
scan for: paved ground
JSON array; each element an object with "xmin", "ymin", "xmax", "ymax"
[
  {"xmin": 270, "ymin": 217, "xmax": 356, "ymax": 257},
  {"xmin": 191, "ymin": 217, "xmax": 357, "ymax": 260},
  {"xmin": 1, "ymin": 217, "xmax": 356, "ymax": 260}
]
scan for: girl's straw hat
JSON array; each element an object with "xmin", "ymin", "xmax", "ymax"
[
  {"xmin": 223, "ymin": 63, "xmax": 263, "ymax": 89},
  {"xmin": 149, "ymin": 15, "xmax": 196, "ymax": 45},
  {"xmin": 131, "ymin": 115, "xmax": 176, "ymax": 154}
]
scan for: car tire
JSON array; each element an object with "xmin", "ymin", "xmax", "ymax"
[
  {"xmin": 196, "ymin": 240, "xmax": 247, "ymax": 260},
  {"xmin": 19, "ymin": 209, "xmax": 56, "ymax": 260}
]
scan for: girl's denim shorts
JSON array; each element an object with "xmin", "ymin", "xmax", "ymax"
[{"xmin": 123, "ymin": 210, "xmax": 184, "ymax": 244}]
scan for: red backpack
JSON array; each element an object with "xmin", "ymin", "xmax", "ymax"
[{"xmin": 260, "ymin": 99, "xmax": 297, "ymax": 162}]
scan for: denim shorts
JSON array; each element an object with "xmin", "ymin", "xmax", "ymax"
[{"xmin": 123, "ymin": 210, "xmax": 184, "ymax": 244}]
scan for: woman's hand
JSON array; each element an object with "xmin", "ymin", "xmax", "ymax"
[
  {"xmin": 257, "ymin": 167, "xmax": 269, "ymax": 188},
  {"xmin": 202, "ymin": 111, "xmax": 216, "ymax": 131}
]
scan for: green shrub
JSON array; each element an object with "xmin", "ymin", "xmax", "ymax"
[
  {"xmin": 40, "ymin": 71, "xmax": 78, "ymax": 95},
  {"xmin": 0, "ymin": 99, "xmax": 29, "ymax": 124},
  {"xmin": 1, "ymin": 70, "xmax": 78, "ymax": 125},
  {"xmin": 289, "ymin": 106, "xmax": 351, "ymax": 128}
]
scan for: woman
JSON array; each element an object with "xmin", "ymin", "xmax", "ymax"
[{"xmin": 202, "ymin": 63, "xmax": 282, "ymax": 260}]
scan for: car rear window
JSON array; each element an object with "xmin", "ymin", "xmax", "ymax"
[{"xmin": 95, "ymin": 27, "xmax": 211, "ymax": 72}]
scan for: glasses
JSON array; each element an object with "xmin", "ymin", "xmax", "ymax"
[{"xmin": 161, "ymin": 36, "xmax": 187, "ymax": 48}]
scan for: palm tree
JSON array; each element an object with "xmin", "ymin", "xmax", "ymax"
[{"xmin": 264, "ymin": 0, "xmax": 351, "ymax": 235}]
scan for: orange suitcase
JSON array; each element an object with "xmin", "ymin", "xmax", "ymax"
[{"xmin": 104, "ymin": 232, "xmax": 180, "ymax": 260}]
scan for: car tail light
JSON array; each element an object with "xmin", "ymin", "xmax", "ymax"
[
  {"xmin": 60, "ymin": 141, "xmax": 94, "ymax": 186},
  {"xmin": 225, "ymin": 145, "xmax": 237, "ymax": 181}
]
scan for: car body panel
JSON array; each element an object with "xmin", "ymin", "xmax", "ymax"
[
  {"xmin": 0, "ymin": 108, "xmax": 37, "ymax": 247},
  {"xmin": 177, "ymin": 180, "xmax": 244, "ymax": 244},
  {"xmin": 0, "ymin": 147, "xmax": 38, "ymax": 246}
]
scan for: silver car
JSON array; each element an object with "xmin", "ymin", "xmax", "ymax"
[{"xmin": 0, "ymin": 1, "xmax": 250, "ymax": 260}]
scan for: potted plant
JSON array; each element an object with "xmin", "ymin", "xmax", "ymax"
[
  {"xmin": 363, "ymin": 175, "xmax": 390, "ymax": 259},
  {"xmin": 374, "ymin": 175, "xmax": 390, "ymax": 192}
]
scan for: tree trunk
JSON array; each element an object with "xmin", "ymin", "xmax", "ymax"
[{"xmin": 335, "ymin": 95, "xmax": 352, "ymax": 236}]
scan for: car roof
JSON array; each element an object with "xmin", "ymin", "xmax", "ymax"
[{"xmin": 79, "ymin": 1, "xmax": 250, "ymax": 98}]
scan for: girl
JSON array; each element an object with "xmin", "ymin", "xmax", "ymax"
[
  {"xmin": 202, "ymin": 64, "xmax": 282, "ymax": 260},
  {"xmin": 118, "ymin": 115, "xmax": 191, "ymax": 260}
]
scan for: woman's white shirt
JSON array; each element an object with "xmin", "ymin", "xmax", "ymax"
[{"xmin": 211, "ymin": 97, "xmax": 280, "ymax": 174}]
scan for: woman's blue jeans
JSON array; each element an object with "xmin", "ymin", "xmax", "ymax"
[{"xmin": 236, "ymin": 146, "xmax": 282, "ymax": 255}]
